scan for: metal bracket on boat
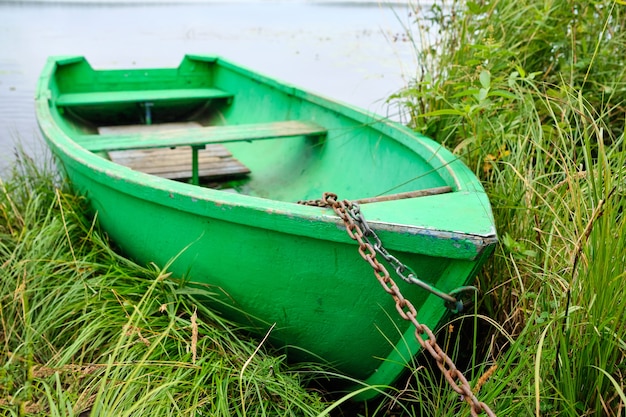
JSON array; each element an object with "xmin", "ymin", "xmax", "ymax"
[
  {"xmin": 445, "ymin": 286, "xmax": 478, "ymax": 314},
  {"xmin": 142, "ymin": 102, "xmax": 154, "ymax": 125},
  {"xmin": 347, "ymin": 202, "xmax": 475, "ymax": 314}
]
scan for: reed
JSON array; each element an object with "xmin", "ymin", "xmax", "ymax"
[{"xmin": 385, "ymin": 0, "xmax": 626, "ymax": 415}]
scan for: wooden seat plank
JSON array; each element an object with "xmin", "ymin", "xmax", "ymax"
[
  {"xmin": 109, "ymin": 147, "xmax": 250, "ymax": 181},
  {"xmin": 78, "ymin": 120, "xmax": 327, "ymax": 153},
  {"xmin": 100, "ymin": 123, "xmax": 250, "ymax": 182},
  {"xmin": 109, "ymin": 146, "xmax": 231, "ymax": 166}
]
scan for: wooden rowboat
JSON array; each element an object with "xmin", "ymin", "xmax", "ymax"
[{"xmin": 35, "ymin": 55, "xmax": 497, "ymax": 398}]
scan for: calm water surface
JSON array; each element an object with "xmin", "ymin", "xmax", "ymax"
[{"xmin": 0, "ymin": 1, "xmax": 418, "ymax": 176}]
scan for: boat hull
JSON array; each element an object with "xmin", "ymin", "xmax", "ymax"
[{"xmin": 35, "ymin": 55, "xmax": 497, "ymax": 398}]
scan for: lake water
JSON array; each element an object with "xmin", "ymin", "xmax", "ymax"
[{"xmin": 0, "ymin": 0, "xmax": 421, "ymax": 177}]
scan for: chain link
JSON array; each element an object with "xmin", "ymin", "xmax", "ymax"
[{"xmin": 300, "ymin": 192, "xmax": 496, "ymax": 417}]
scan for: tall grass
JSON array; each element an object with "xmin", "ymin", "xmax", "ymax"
[
  {"xmin": 388, "ymin": 0, "xmax": 626, "ymax": 415},
  {"xmin": 0, "ymin": 156, "xmax": 327, "ymax": 416}
]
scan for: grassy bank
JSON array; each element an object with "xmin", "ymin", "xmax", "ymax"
[
  {"xmin": 0, "ymin": 157, "xmax": 330, "ymax": 416},
  {"xmin": 389, "ymin": 0, "xmax": 625, "ymax": 415}
]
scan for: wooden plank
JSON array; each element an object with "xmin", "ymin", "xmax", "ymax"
[
  {"xmin": 149, "ymin": 163, "xmax": 251, "ymax": 180},
  {"xmin": 56, "ymin": 88, "xmax": 233, "ymax": 107},
  {"xmin": 78, "ymin": 120, "xmax": 327, "ymax": 152},
  {"xmin": 354, "ymin": 186, "xmax": 454, "ymax": 204},
  {"xmin": 101, "ymin": 123, "xmax": 250, "ymax": 181},
  {"xmin": 109, "ymin": 147, "xmax": 231, "ymax": 166},
  {"xmin": 99, "ymin": 122, "xmax": 204, "ymax": 135},
  {"xmin": 109, "ymin": 147, "xmax": 250, "ymax": 181}
]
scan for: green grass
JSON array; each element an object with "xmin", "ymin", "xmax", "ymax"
[
  {"xmin": 2, "ymin": 1, "xmax": 626, "ymax": 415},
  {"xmin": 386, "ymin": 0, "xmax": 626, "ymax": 415}
]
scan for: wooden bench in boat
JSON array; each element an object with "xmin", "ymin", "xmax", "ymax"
[
  {"xmin": 79, "ymin": 121, "xmax": 327, "ymax": 153},
  {"xmin": 56, "ymin": 88, "xmax": 235, "ymax": 125},
  {"xmin": 89, "ymin": 120, "xmax": 327, "ymax": 185},
  {"xmin": 98, "ymin": 122, "xmax": 250, "ymax": 184},
  {"xmin": 56, "ymin": 88, "xmax": 234, "ymax": 107},
  {"xmin": 107, "ymin": 146, "xmax": 251, "ymax": 182}
]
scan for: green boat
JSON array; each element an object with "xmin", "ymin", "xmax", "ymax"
[{"xmin": 35, "ymin": 55, "xmax": 497, "ymax": 398}]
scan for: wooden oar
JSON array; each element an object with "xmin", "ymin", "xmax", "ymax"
[{"xmin": 354, "ymin": 186, "xmax": 453, "ymax": 204}]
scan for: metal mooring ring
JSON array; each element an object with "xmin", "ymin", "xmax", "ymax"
[{"xmin": 444, "ymin": 286, "xmax": 479, "ymax": 314}]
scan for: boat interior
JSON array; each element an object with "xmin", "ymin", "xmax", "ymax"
[
  {"xmin": 51, "ymin": 56, "xmax": 453, "ymax": 203},
  {"xmin": 57, "ymin": 86, "xmax": 324, "ymax": 188}
]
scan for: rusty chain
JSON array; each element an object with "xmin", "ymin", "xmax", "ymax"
[{"xmin": 300, "ymin": 192, "xmax": 496, "ymax": 417}]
